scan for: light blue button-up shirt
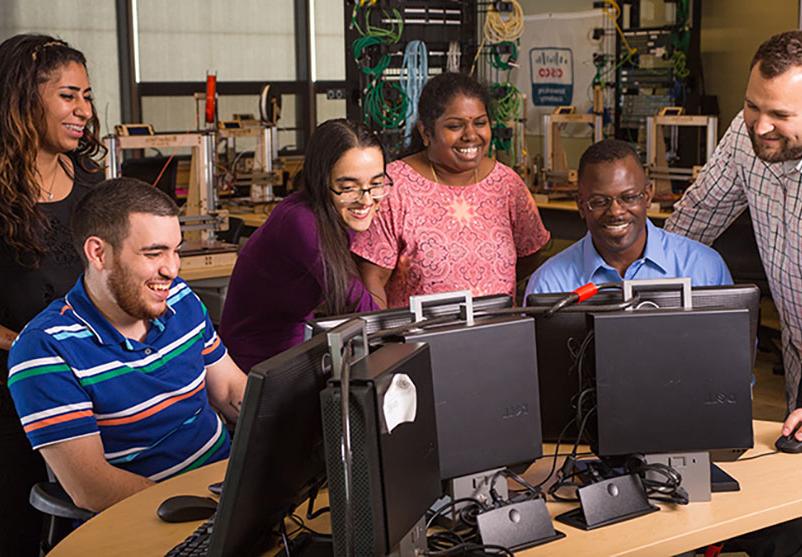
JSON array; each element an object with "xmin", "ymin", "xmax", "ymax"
[{"xmin": 525, "ymin": 219, "xmax": 733, "ymax": 297}]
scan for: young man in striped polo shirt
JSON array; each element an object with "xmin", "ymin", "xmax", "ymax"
[{"xmin": 7, "ymin": 178, "xmax": 247, "ymax": 513}]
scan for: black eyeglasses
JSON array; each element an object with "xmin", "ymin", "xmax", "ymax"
[
  {"xmin": 329, "ymin": 178, "xmax": 393, "ymax": 204},
  {"xmin": 582, "ymin": 187, "xmax": 650, "ymax": 212}
]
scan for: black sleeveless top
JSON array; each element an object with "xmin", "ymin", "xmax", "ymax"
[{"xmin": 0, "ymin": 153, "xmax": 103, "ymax": 427}]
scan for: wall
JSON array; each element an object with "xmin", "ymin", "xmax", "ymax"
[
  {"xmin": 0, "ymin": 1, "xmax": 121, "ymax": 132},
  {"xmin": 518, "ymin": 0, "xmax": 599, "ymax": 175},
  {"xmin": 518, "ymin": 0, "xmax": 800, "ymax": 156},
  {"xmin": 700, "ymin": 0, "xmax": 799, "ymax": 134}
]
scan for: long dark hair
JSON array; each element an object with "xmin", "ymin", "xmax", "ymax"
[
  {"xmin": 298, "ymin": 119, "xmax": 385, "ymax": 315},
  {"xmin": 0, "ymin": 34, "xmax": 106, "ymax": 267},
  {"xmin": 405, "ymin": 72, "xmax": 492, "ymax": 156}
]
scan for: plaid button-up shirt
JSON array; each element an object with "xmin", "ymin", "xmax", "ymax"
[{"xmin": 665, "ymin": 111, "xmax": 802, "ymax": 410}]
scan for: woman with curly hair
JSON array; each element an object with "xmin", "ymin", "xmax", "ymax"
[{"xmin": 0, "ymin": 34, "xmax": 105, "ymax": 556}]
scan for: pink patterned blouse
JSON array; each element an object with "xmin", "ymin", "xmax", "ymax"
[{"xmin": 351, "ymin": 159, "xmax": 550, "ymax": 307}]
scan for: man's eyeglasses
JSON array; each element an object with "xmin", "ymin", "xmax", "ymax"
[
  {"xmin": 582, "ymin": 187, "xmax": 650, "ymax": 212},
  {"xmin": 329, "ymin": 179, "xmax": 392, "ymax": 204}
]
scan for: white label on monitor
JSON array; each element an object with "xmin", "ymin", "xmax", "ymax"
[{"xmin": 383, "ymin": 373, "xmax": 417, "ymax": 433}]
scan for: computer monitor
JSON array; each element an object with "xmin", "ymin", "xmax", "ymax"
[
  {"xmin": 590, "ymin": 307, "xmax": 754, "ymax": 457},
  {"xmin": 525, "ymin": 284, "xmax": 760, "ymax": 442},
  {"xmin": 320, "ymin": 341, "xmax": 441, "ymax": 556},
  {"xmin": 207, "ymin": 334, "xmax": 331, "ymax": 557},
  {"xmin": 304, "ymin": 293, "xmax": 513, "ymax": 340},
  {"xmin": 397, "ymin": 315, "xmax": 543, "ymax": 480}
]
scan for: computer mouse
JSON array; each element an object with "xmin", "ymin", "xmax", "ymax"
[
  {"xmin": 156, "ymin": 495, "xmax": 218, "ymax": 523},
  {"xmin": 775, "ymin": 429, "xmax": 802, "ymax": 454}
]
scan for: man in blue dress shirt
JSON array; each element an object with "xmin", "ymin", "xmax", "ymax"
[{"xmin": 525, "ymin": 139, "xmax": 732, "ymax": 298}]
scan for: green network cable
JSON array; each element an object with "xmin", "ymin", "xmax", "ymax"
[
  {"xmin": 490, "ymin": 41, "xmax": 518, "ymax": 71},
  {"xmin": 351, "ymin": 5, "xmax": 407, "ymax": 129},
  {"xmin": 489, "ymin": 82, "xmax": 522, "ymax": 153}
]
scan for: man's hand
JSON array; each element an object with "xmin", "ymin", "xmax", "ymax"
[{"xmin": 781, "ymin": 408, "xmax": 802, "ymax": 440}]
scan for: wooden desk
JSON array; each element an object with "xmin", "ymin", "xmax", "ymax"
[
  {"xmin": 180, "ymin": 251, "xmax": 237, "ymax": 281},
  {"xmin": 224, "ymin": 203, "xmax": 278, "ymax": 229},
  {"xmin": 51, "ymin": 420, "xmax": 800, "ymax": 556}
]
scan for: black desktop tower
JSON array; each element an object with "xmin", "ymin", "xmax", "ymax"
[
  {"xmin": 320, "ymin": 342, "xmax": 441, "ymax": 556},
  {"xmin": 590, "ymin": 308, "xmax": 754, "ymax": 456}
]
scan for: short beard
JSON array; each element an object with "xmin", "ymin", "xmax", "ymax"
[
  {"xmin": 107, "ymin": 256, "xmax": 164, "ymax": 321},
  {"xmin": 747, "ymin": 127, "xmax": 802, "ymax": 162}
]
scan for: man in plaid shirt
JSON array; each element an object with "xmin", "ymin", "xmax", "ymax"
[
  {"xmin": 666, "ymin": 31, "xmax": 802, "ymax": 554},
  {"xmin": 665, "ymin": 30, "xmax": 802, "ymax": 420}
]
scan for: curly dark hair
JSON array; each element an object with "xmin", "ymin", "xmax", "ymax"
[
  {"xmin": 0, "ymin": 34, "xmax": 106, "ymax": 267},
  {"xmin": 406, "ymin": 72, "xmax": 492, "ymax": 156},
  {"xmin": 751, "ymin": 30, "xmax": 802, "ymax": 78}
]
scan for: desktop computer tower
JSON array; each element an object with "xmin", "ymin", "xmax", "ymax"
[
  {"xmin": 590, "ymin": 308, "xmax": 754, "ymax": 456},
  {"xmin": 320, "ymin": 342, "xmax": 441, "ymax": 556}
]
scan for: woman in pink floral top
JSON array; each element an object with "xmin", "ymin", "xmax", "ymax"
[{"xmin": 352, "ymin": 73, "xmax": 550, "ymax": 308}]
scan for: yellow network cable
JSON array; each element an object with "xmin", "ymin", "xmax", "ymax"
[
  {"xmin": 472, "ymin": 0, "xmax": 524, "ymax": 76},
  {"xmin": 483, "ymin": 0, "xmax": 524, "ymax": 44},
  {"xmin": 602, "ymin": 0, "xmax": 637, "ymax": 57}
]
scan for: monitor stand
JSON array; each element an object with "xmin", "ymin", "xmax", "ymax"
[
  {"xmin": 710, "ymin": 463, "xmax": 740, "ymax": 492},
  {"xmin": 388, "ymin": 518, "xmax": 426, "ymax": 557},
  {"xmin": 476, "ymin": 497, "xmax": 566, "ymax": 550},
  {"xmin": 555, "ymin": 473, "xmax": 659, "ymax": 530},
  {"xmin": 645, "ymin": 451, "xmax": 711, "ymax": 502},
  {"xmin": 646, "ymin": 452, "xmax": 741, "ymax": 498},
  {"xmin": 434, "ymin": 468, "xmax": 509, "ymax": 526}
]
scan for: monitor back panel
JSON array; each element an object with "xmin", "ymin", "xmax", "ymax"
[
  {"xmin": 533, "ymin": 312, "xmax": 592, "ymax": 442},
  {"xmin": 404, "ymin": 317, "xmax": 543, "ymax": 479},
  {"xmin": 592, "ymin": 309, "xmax": 753, "ymax": 456}
]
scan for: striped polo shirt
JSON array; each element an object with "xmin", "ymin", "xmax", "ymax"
[{"xmin": 7, "ymin": 276, "xmax": 230, "ymax": 481}]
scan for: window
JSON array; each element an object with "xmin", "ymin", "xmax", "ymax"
[{"xmin": 0, "ymin": 0, "xmax": 121, "ymax": 134}]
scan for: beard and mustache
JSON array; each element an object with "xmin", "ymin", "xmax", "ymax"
[
  {"xmin": 107, "ymin": 254, "xmax": 169, "ymax": 321},
  {"xmin": 747, "ymin": 125, "xmax": 802, "ymax": 162}
]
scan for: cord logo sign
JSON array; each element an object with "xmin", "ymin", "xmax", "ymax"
[{"xmin": 529, "ymin": 47, "xmax": 574, "ymax": 106}]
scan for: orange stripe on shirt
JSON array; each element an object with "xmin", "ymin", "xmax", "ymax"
[
  {"xmin": 59, "ymin": 304, "xmax": 73, "ymax": 316},
  {"xmin": 201, "ymin": 337, "xmax": 220, "ymax": 355},
  {"xmin": 96, "ymin": 381, "xmax": 206, "ymax": 427},
  {"xmin": 24, "ymin": 409, "xmax": 94, "ymax": 433}
]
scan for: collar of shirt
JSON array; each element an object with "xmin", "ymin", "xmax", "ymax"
[
  {"xmin": 775, "ymin": 158, "xmax": 802, "ymax": 178},
  {"xmin": 64, "ymin": 276, "xmax": 175, "ymax": 349},
  {"xmin": 580, "ymin": 219, "xmax": 668, "ymax": 283}
]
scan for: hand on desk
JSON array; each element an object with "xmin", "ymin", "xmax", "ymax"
[{"xmin": 777, "ymin": 409, "xmax": 802, "ymax": 453}]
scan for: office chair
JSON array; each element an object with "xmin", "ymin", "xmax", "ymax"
[{"xmin": 29, "ymin": 468, "xmax": 94, "ymax": 554}]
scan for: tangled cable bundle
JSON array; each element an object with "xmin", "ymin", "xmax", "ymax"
[
  {"xmin": 400, "ymin": 40, "xmax": 428, "ymax": 147},
  {"xmin": 483, "ymin": 0, "xmax": 524, "ymax": 43}
]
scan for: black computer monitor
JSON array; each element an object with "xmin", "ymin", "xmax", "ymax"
[
  {"xmin": 525, "ymin": 284, "xmax": 760, "ymax": 442},
  {"xmin": 207, "ymin": 334, "xmax": 331, "ymax": 557},
  {"xmin": 305, "ymin": 293, "xmax": 513, "ymax": 340},
  {"xmin": 590, "ymin": 307, "xmax": 754, "ymax": 457},
  {"xmin": 320, "ymin": 342, "xmax": 441, "ymax": 555},
  {"xmin": 397, "ymin": 315, "xmax": 543, "ymax": 480}
]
